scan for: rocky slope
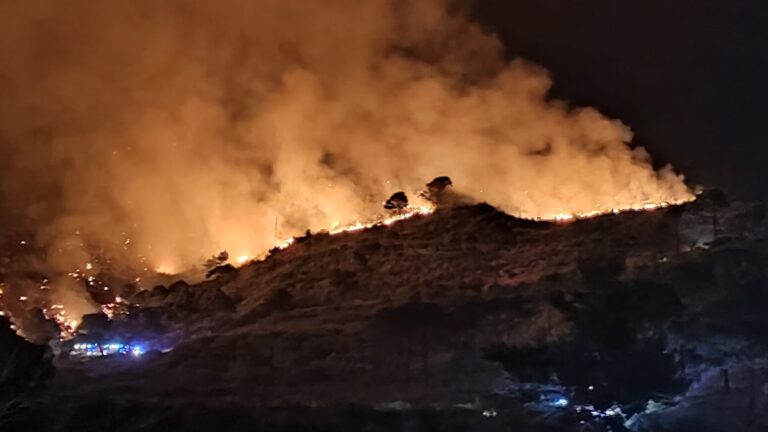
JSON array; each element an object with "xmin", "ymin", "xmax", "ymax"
[{"xmin": 5, "ymin": 195, "xmax": 768, "ymax": 431}]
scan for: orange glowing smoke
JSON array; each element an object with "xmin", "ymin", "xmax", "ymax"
[{"xmin": 0, "ymin": 0, "xmax": 697, "ymax": 332}]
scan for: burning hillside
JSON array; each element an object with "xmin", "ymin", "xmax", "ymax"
[
  {"xmin": 1, "ymin": 0, "xmax": 765, "ymax": 431},
  {"xmin": 0, "ymin": 0, "xmax": 696, "ymax": 324},
  {"xmin": 3, "ymin": 197, "xmax": 768, "ymax": 431},
  {"xmin": 0, "ymin": 173, "xmax": 694, "ymax": 341}
]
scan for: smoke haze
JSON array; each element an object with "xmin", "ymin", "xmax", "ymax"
[{"xmin": 0, "ymin": 0, "xmax": 691, "ymax": 282}]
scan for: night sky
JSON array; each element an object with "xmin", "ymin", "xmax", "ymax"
[{"xmin": 474, "ymin": 0, "xmax": 768, "ymax": 199}]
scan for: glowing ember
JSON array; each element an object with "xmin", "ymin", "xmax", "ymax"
[
  {"xmin": 42, "ymin": 304, "xmax": 80, "ymax": 340},
  {"xmin": 101, "ymin": 303, "xmax": 122, "ymax": 319}
]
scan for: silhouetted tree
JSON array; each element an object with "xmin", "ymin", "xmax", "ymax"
[
  {"xmin": 383, "ymin": 191, "xmax": 409, "ymax": 214},
  {"xmin": 419, "ymin": 176, "xmax": 452, "ymax": 205},
  {"xmin": 204, "ymin": 250, "xmax": 229, "ymax": 271},
  {"xmin": 205, "ymin": 263, "xmax": 236, "ymax": 279}
]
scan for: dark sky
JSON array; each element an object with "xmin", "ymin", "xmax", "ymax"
[{"xmin": 474, "ymin": 0, "xmax": 768, "ymax": 199}]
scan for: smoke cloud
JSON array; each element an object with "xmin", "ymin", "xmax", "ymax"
[{"xmin": 0, "ymin": 0, "xmax": 691, "ymax": 283}]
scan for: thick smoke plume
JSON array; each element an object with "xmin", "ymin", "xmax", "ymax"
[{"xmin": 0, "ymin": 0, "xmax": 691, "ymax": 288}]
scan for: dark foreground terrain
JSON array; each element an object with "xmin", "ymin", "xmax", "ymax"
[{"xmin": 3, "ymin": 194, "xmax": 768, "ymax": 431}]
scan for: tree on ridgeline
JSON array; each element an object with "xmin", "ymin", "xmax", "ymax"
[
  {"xmin": 203, "ymin": 250, "xmax": 229, "ymax": 272},
  {"xmin": 419, "ymin": 176, "xmax": 452, "ymax": 205},
  {"xmin": 383, "ymin": 191, "xmax": 409, "ymax": 215}
]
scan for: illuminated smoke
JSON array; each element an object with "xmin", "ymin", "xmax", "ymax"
[{"xmin": 0, "ymin": 0, "xmax": 692, "ymax": 288}]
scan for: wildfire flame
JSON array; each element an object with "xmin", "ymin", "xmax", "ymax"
[
  {"xmin": 150, "ymin": 204, "xmax": 437, "ymax": 274},
  {"xmin": 536, "ymin": 197, "xmax": 694, "ymax": 222},
  {"xmin": 329, "ymin": 205, "xmax": 435, "ymax": 234},
  {"xmin": 3, "ymin": 195, "xmax": 694, "ymax": 342},
  {"xmin": 42, "ymin": 304, "xmax": 80, "ymax": 340},
  {"xmin": 155, "ymin": 264, "xmax": 177, "ymax": 275},
  {"xmin": 1, "ymin": 0, "xmax": 702, "ymax": 343},
  {"xmin": 235, "ymin": 204, "xmax": 436, "ymax": 263},
  {"xmin": 220, "ymin": 197, "xmax": 693, "ymax": 270}
]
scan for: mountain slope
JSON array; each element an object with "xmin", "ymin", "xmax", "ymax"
[{"xmin": 11, "ymin": 200, "xmax": 768, "ymax": 431}]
